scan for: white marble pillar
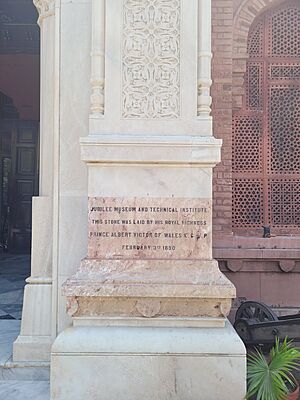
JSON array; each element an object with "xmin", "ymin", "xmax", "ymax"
[
  {"xmin": 90, "ymin": 0, "xmax": 105, "ymax": 116},
  {"xmin": 197, "ymin": 0, "xmax": 213, "ymax": 118},
  {"xmin": 13, "ymin": 0, "xmax": 56, "ymax": 362},
  {"xmin": 51, "ymin": 1, "xmax": 246, "ymax": 399}
]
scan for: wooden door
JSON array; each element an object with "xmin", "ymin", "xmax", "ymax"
[
  {"xmin": 0, "ymin": 121, "xmax": 12, "ymax": 251},
  {"xmin": 0, "ymin": 120, "xmax": 39, "ymax": 253}
]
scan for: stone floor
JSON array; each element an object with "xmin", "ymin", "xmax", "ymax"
[
  {"xmin": 0, "ymin": 330, "xmax": 50, "ymax": 398},
  {"xmin": 0, "ymin": 319, "xmax": 50, "ymax": 399},
  {"xmin": 0, "ymin": 255, "xmax": 50, "ymax": 399},
  {"xmin": 0, "ymin": 320, "xmax": 20, "ymax": 368},
  {"xmin": 0, "ymin": 380, "xmax": 50, "ymax": 399},
  {"xmin": 0, "ymin": 254, "xmax": 30, "ymax": 320}
]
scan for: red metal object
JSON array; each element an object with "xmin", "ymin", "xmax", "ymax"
[
  {"xmin": 287, "ymin": 384, "xmax": 299, "ymax": 400},
  {"xmin": 233, "ymin": 0, "xmax": 300, "ymax": 235}
]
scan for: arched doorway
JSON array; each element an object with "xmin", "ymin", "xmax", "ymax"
[
  {"xmin": 0, "ymin": 0, "xmax": 40, "ymax": 253},
  {"xmin": 232, "ymin": 0, "xmax": 300, "ymax": 236}
]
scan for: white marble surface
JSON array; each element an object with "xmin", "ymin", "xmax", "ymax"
[
  {"xmin": 88, "ymin": 166, "xmax": 213, "ymax": 199},
  {"xmin": 57, "ymin": 196, "xmax": 88, "ymax": 278},
  {"xmin": 29, "ymin": 196, "xmax": 52, "ymax": 279},
  {"xmin": 51, "ymin": 321, "xmax": 246, "ymax": 400},
  {"xmin": 88, "ymin": 0, "xmax": 213, "ymax": 136},
  {"xmin": 1, "ymin": 223, "xmax": 52, "ymax": 363},
  {"xmin": 0, "ymin": 380, "xmax": 49, "ymax": 400},
  {"xmin": 14, "ymin": 284, "xmax": 52, "ymax": 362},
  {"xmin": 81, "ymin": 135, "xmax": 222, "ymax": 166},
  {"xmin": 52, "ymin": 320, "xmax": 244, "ymax": 354},
  {"xmin": 52, "ymin": 356, "xmax": 244, "ymax": 400},
  {"xmin": 56, "ymin": 0, "xmax": 90, "ymax": 337}
]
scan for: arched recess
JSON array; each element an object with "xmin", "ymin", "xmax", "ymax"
[
  {"xmin": 232, "ymin": 0, "xmax": 300, "ymax": 235},
  {"xmin": 232, "ymin": 0, "xmax": 287, "ymax": 109}
]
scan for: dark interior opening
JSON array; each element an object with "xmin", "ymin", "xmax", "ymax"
[{"xmin": 0, "ymin": 0, "xmax": 40, "ymax": 254}]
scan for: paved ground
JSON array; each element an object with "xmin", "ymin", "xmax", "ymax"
[
  {"xmin": 0, "ymin": 320, "xmax": 20, "ymax": 367},
  {"xmin": 0, "ymin": 254, "xmax": 30, "ymax": 320},
  {"xmin": 0, "ymin": 380, "xmax": 50, "ymax": 400}
]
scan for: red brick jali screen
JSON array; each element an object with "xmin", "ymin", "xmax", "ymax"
[{"xmin": 233, "ymin": 1, "xmax": 300, "ymax": 234}]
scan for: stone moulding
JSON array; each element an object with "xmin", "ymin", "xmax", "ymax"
[
  {"xmin": 62, "ymin": 258, "xmax": 235, "ymax": 320},
  {"xmin": 80, "ymin": 134, "xmax": 222, "ymax": 166},
  {"xmin": 66, "ymin": 296, "xmax": 232, "ymax": 320},
  {"xmin": 72, "ymin": 316, "xmax": 226, "ymax": 328}
]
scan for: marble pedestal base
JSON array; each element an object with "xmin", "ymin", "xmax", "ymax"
[
  {"xmin": 13, "ymin": 283, "xmax": 52, "ymax": 362},
  {"xmin": 51, "ymin": 320, "xmax": 246, "ymax": 400},
  {"xmin": 14, "ymin": 197, "xmax": 53, "ymax": 362}
]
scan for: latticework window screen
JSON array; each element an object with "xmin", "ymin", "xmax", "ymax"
[{"xmin": 233, "ymin": 1, "xmax": 300, "ymax": 234}]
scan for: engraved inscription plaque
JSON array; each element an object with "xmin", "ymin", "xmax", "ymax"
[{"xmin": 88, "ymin": 198, "xmax": 211, "ymax": 260}]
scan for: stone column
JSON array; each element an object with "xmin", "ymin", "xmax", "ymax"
[
  {"xmin": 13, "ymin": 0, "xmax": 56, "ymax": 362},
  {"xmin": 197, "ymin": 0, "xmax": 213, "ymax": 117},
  {"xmin": 51, "ymin": 0, "xmax": 246, "ymax": 398},
  {"xmin": 90, "ymin": 0, "xmax": 105, "ymax": 116}
]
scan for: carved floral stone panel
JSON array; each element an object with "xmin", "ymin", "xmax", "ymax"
[{"xmin": 122, "ymin": 0, "xmax": 181, "ymax": 119}]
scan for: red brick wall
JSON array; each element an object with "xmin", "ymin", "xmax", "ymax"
[
  {"xmin": 212, "ymin": 0, "xmax": 300, "ymax": 315},
  {"xmin": 211, "ymin": 0, "xmax": 234, "ymax": 236}
]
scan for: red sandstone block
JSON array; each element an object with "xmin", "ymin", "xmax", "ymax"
[
  {"xmin": 213, "ymin": 218, "xmax": 231, "ymax": 225},
  {"xmin": 212, "ymin": 225, "xmax": 223, "ymax": 231}
]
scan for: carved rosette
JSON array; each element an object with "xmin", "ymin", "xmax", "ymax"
[
  {"xmin": 136, "ymin": 300, "xmax": 161, "ymax": 318},
  {"xmin": 122, "ymin": 0, "xmax": 181, "ymax": 119},
  {"xmin": 33, "ymin": 0, "xmax": 55, "ymax": 24}
]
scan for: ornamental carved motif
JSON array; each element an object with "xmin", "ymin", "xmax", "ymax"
[
  {"xmin": 136, "ymin": 299, "xmax": 161, "ymax": 318},
  {"xmin": 33, "ymin": 0, "xmax": 55, "ymax": 22},
  {"xmin": 122, "ymin": 0, "xmax": 181, "ymax": 119}
]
